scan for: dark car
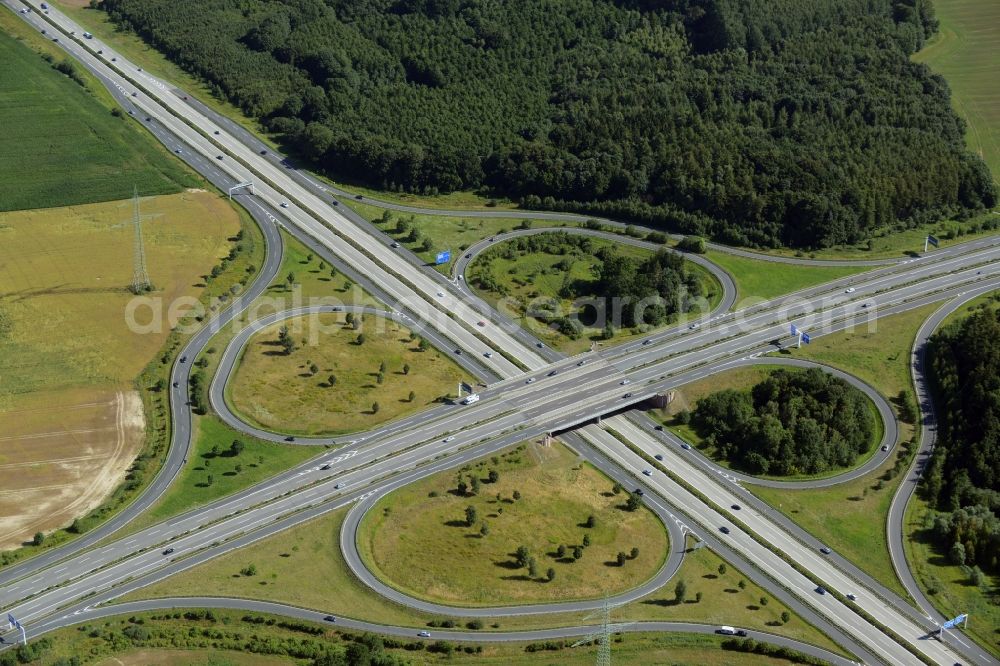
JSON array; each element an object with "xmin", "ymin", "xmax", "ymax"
[
  {"xmin": 547, "ymin": 370, "xmax": 557, "ymax": 377},
  {"xmin": 654, "ymin": 454, "xmax": 664, "ymax": 461},
  {"xmin": 654, "ymin": 425, "xmax": 664, "ymax": 431},
  {"xmin": 820, "ymin": 547, "xmax": 832, "ymax": 555},
  {"xmin": 355, "ymin": 194, "xmax": 363, "ymax": 200},
  {"xmin": 634, "ymin": 488, "xmax": 644, "ymax": 496},
  {"xmin": 172, "ymin": 382, "xmax": 178, "ymax": 388},
  {"xmin": 162, "ymin": 547, "xmax": 175, "ymax": 555},
  {"xmin": 180, "ymin": 356, "xmax": 187, "ymax": 363},
  {"xmin": 213, "ymin": 130, "xmax": 220, "ymax": 135},
  {"xmin": 455, "ymin": 349, "xmax": 462, "ymax": 355},
  {"xmin": 735, "ymin": 630, "xmax": 748, "ymax": 637},
  {"xmin": 816, "ymin": 586, "xmax": 827, "ymax": 595},
  {"xmin": 216, "ymin": 155, "xmax": 224, "ymax": 160},
  {"xmin": 285, "ymin": 436, "xmax": 295, "ymax": 442},
  {"xmin": 323, "ymin": 616, "xmax": 336, "ymax": 622},
  {"xmin": 731, "ymin": 504, "xmax": 741, "ymax": 510},
  {"xmin": 260, "ymin": 149, "xmax": 267, "ymax": 155},
  {"xmin": 719, "ymin": 526, "xmax": 730, "ymax": 534},
  {"xmin": 623, "ymin": 392, "xmax": 633, "ymax": 398}
]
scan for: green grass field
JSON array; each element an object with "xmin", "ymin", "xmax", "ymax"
[
  {"xmin": 228, "ymin": 313, "xmax": 465, "ymax": 436},
  {"xmin": 0, "ymin": 29, "xmax": 195, "ymax": 211},
  {"xmin": 336, "ymin": 181, "xmax": 519, "ymax": 211},
  {"xmin": 265, "ymin": 230, "xmax": 383, "ymax": 305},
  {"xmin": 358, "ymin": 441, "xmax": 669, "ymax": 606},
  {"xmin": 137, "ymin": 415, "xmax": 319, "ymax": 526},
  {"xmin": 914, "ymin": 0, "xmax": 1000, "ymax": 184},
  {"xmin": 703, "ymin": 251, "xmax": 868, "ymax": 303}
]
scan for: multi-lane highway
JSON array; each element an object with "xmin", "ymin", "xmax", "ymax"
[{"xmin": 2, "ymin": 2, "xmax": 999, "ymax": 664}]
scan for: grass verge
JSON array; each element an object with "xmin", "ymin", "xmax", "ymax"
[{"xmin": 703, "ymin": 251, "xmax": 867, "ymax": 303}]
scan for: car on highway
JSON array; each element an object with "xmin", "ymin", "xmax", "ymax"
[
  {"xmin": 484, "ymin": 351, "xmax": 493, "ymax": 358},
  {"xmin": 577, "ymin": 360, "xmax": 586, "ymax": 366},
  {"xmin": 391, "ymin": 242, "xmax": 401, "ymax": 248},
  {"xmin": 174, "ymin": 149, "xmax": 182, "ymax": 154},
  {"xmin": 633, "ymin": 488, "xmax": 644, "ymax": 496},
  {"xmin": 280, "ymin": 202, "xmax": 289, "ymax": 208},
  {"xmin": 642, "ymin": 339, "xmax": 652, "ymax": 345},
  {"xmin": 443, "ymin": 436, "xmax": 455, "ymax": 442},
  {"xmin": 454, "ymin": 348, "xmax": 462, "ymax": 355},
  {"xmin": 478, "ymin": 320, "xmax": 486, "ymax": 327},
  {"xmin": 526, "ymin": 377, "xmax": 536, "ymax": 384},
  {"xmin": 689, "ymin": 323, "xmax": 699, "ymax": 330},
  {"xmin": 331, "ymin": 200, "xmax": 339, "ymax": 206},
  {"xmin": 180, "ymin": 356, "xmax": 187, "ymax": 363},
  {"xmin": 216, "ymin": 155, "xmax": 224, "ymax": 160},
  {"xmin": 620, "ymin": 379, "xmax": 630, "ymax": 385},
  {"xmin": 681, "ymin": 443, "xmax": 691, "ymax": 450},
  {"xmin": 145, "ymin": 117, "xmax": 151, "ymax": 122},
  {"xmin": 172, "ymin": 381, "xmax": 178, "ymax": 388},
  {"xmin": 654, "ymin": 454, "xmax": 663, "ymax": 461},
  {"xmin": 136, "ymin": 66, "xmax": 142, "ymax": 71},
  {"xmin": 162, "ymin": 547, "xmax": 175, "ymax": 555},
  {"xmin": 535, "ymin": 342, "xmax": 544, "ymax": 348},
  {"xmin": 213, "ymin": 130, "xmax": 220, "ymax": 135},
  {"xmin": 547, "ymin": 370, "xmax": 557, "ymax": 377},
  {"xmin": 323, "ymin": 616, "xmax": 336, "ymax": 622},
  {"xmin": 719, "ymin": 526, "xmax": 730, "ymax": 534},
  {"xmin": 465, "ymin": 253, "xmax": 471, "ymax": 258},
  {"xmin": 355, "ymin": 194, "xmax": 363, "ymax": 200},
  {"xmin": 642, "ymin": 469, "xmax": 652, "ymax": 476},
  {"xmin": 111, "ymin": 57, "xmax": 117, "ymax": 61},
  {"xmin": 820, "ymin": 546, "xmax": 832, "ymax": 554},
  {"xmin": 881, "ymin": 445, "xmax": 889, "ymax": 451},
  {"xmin": 731, "ymin": 504, "xmax": 741, "ymax": 510},
  {"xmin": 131, "ymin": 91, "xmax": 136, "ymax": 96},
  {"xmin": 436, "ymin": 291, "xmax": 444, "ymax": 297},
  {"xmin": 418, "ymin": 631, "xmax": 431, "ymax": 638},
  {"xmin": 846, "ymin": 593, "xmax": 857, "ymax": 601},
  {"xmin": 815, "ymin": 586, "xmax": 827, "ymax": 595},
  {"xmin": 654, "ymin": 425, "xmax": 664, "ymax": 431},
  {"xmin": 285, "ymin": 436, "xmax": 295, "ymax": 442},
  {"xmin": 334, "ymin": 483, "xmax": 343, "ymax": 489},
  {"xmin": 845, "ymin": 287, "xmax": 856, "ymax": 293},
  {"xmin": 260, "ymin": 149, "xmax": 267, "ymax": 155},
  {"xmin": 622, "ymin": 392, "xmax": 633, "ymax": 398},
  {"xmin": 321, "ymin": 464, "xmax": 331, "ymax": 470}
]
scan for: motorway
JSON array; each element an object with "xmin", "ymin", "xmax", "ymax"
[{"xmin": 2, "ymin": 2, "xmax": 999, "ymax": 664}]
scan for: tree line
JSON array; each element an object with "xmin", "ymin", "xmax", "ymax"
[
  {"xmin": 690, "ymin": 367, "xmax": 875, "ymax": 475},
  {"xmin": 923, "ymin": 306, "xmax": 1000, "ymax": 575},
  {"xmin": 97, "ymin": 0, "xmax": 996, "ymax": 250}
]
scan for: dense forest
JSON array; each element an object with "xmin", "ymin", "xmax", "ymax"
[
  {"xmin": 923, "ymin": 307, "xmax": 1000, "ymax": 576},
  {"xmin": 690, "ymin": 367, "xmax": 875, "ymax": 475},
  {"xmin": 98, "ymin": 0, "xmax": 996, "ymax": 248},
  {"xmin": 471, "ymin": 233, "xmax": 703, "ymax": 337}
]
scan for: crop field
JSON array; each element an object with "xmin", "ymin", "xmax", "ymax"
[
  {"xmin": 914, "ymin": 0, "xmax": 1000, "ymax": 183},
  {"xmin": 0, "ymin": 191, "xmax": 240, "ymax": 546},
  {"xmin": 228, "ymin": 313, "xmax": 465, "ymax": 435},
  {"xmin": 0, "ymin": 29, "xmax": 195, "ymax": 212}
]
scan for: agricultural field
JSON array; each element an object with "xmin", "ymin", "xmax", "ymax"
[
  {"xmin": 0, "ymin": 191, "xmax": 241, "ymax": 548},
  {"xmin": 0, "ymin": 28, "xmax": 195, "ymax": 212},
  {"xmin": 914, "ymin": 0, "xmax": 1000, "ymax": 183},
  {"xmin": 227, "ymin": 313, "xmax": 465, "ymax": 435},
  {"xmin": 358, "ymin": 440, "xmax": 669, "ymax": 606}
]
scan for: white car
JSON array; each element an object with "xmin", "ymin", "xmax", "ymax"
[
  {"xmin": 443, "ymin": 436, "xmax": 455, "ymax": 443},
  {"xmin": 526, "ymin": 377, "xmax": 536, "ymax": 384},
  {"xmin": 280, "ymin": 202, "xmax": 289, "ymax": 208},
  {"xmin": 418, "ymin": 631, "xmax": 431, "ymax": 638},
  {"xmin": 845, "ymin": 287, "xmax": 855, "ymax": 293},
  {"xmin": 484, "ymin": 351, "xmax": 493, "ymax": 358},
  {"xmin": 620, "ymin": 379, "xmax": 630, "ymax": 385},
  {"xmin": 436, "ymin": 291, "xmax": 444, "ymax": 297}
]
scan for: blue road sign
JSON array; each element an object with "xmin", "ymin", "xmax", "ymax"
[
  {"xmin": 941, "ymin": 613, "xmax": 967, "ymax": 630},
  {"xmin": 435, "ymin": 250, "xmax": 451, "ymax": 264},
  {"xmin": 801, "ymin": 332, "xmax": 811, "ymax": 344},
  {"xmin": 927, "ymin": 234, "xmax": 940, "ymax": 248},
  {"xmin": 790, "ymin": 324, "xmax": 799, "ymax": 336}
]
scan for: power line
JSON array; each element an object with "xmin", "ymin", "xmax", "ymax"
[{"xmin": 130, "ymin": 185, "xmax": 151, "ymax": 294}]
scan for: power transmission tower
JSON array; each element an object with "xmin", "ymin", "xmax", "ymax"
[
  {"xmin": 130, "ymin": 185, "xmax": 151, "ymax": 294},
  {"xmin": 571, "ymin": 596, "xmax": 633, "ymax": 666}
]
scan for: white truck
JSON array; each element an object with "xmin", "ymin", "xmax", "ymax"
[{"xmin": 461, "ymin": 393, "xmax": 480, "ymax": 405}]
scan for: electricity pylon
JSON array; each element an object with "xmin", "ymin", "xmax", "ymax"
[
  {"xmin": 571, "ymin": 596, "xmax": 633, "ymax": 666},
  {"xmin": 130, "ymin": 185, "xmax": 151, "ymax": 294}
]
